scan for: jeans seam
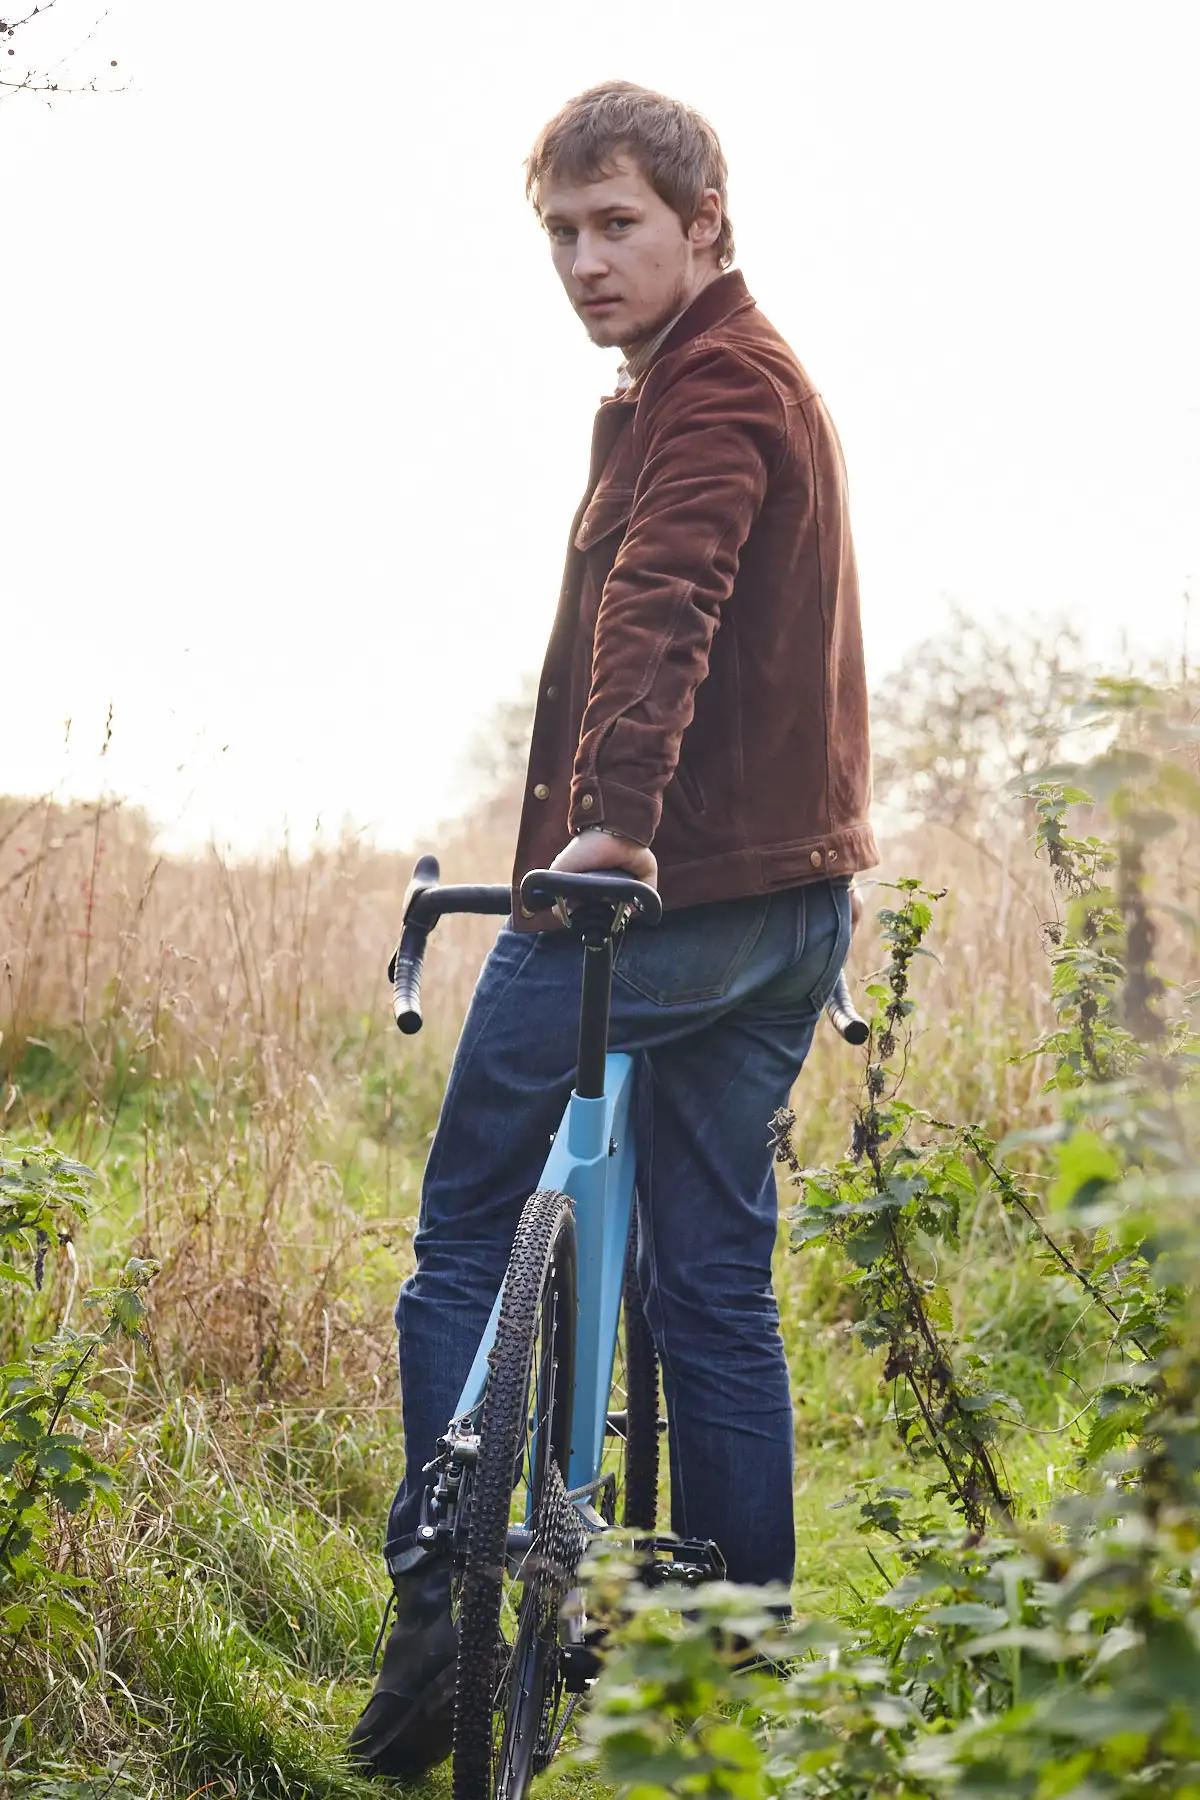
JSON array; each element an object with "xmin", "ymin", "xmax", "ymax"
[
  {"xmin": 811, "ymin": 885, "xmax": 852, "ymax": 1014},
  {"xmin": 421, "ymin": 931, "xmax": 541, "ymax": 1202}
]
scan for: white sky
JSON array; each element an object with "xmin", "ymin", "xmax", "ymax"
[{"xmin": 5, "ymin": 1, "xmax": 1198, "ymax": 854}]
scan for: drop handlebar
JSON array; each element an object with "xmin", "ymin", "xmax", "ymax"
[{"xmin": 389, "ymin": 856, "xmax": 869, "ymax": 1045}]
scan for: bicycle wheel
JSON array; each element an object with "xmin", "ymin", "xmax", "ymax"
[
  {"xmin": 453, "ymin": 1187, "xmax": 584, "ymax": 1800},
  {"xmin": 615, "ymin": 1218, "xmax": 660, "ymax": 1531}
]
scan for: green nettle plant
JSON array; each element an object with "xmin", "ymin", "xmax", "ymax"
[
  {"xmin": 0, "ymin": 1141, "xmax": 156, "ymax": 1637},
  {"xmin": 774, "ymin": 879, "xmax": 1021, "ymax": 1535},
  {"xmin": 576, "ymin": 682, "xmax": 1200, "ymax": 1800}
]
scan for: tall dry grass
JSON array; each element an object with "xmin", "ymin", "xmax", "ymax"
[
  {"xmin": 1, "ymin": 773, "xmax": 1069, "ymax": 1403},
  {"xmin": 0, "ymin": 788, "xmax": 517, "ymax": 1398}
]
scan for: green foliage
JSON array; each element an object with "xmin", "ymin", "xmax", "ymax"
[
  {"xmin": 0, "ymin": 1138, "xmax": 157, "ymax": 1639},
  {"xmin": 775, "ymin": 882, "xmax": 1016, "ymax": 1531},
  {"xmin": 0, "ymin": 1141, "xmax": 92, "ymax": 1291},
  {"xmin": 584, "ymin": 680, "xmax": 1200, "ymax": 1800}
]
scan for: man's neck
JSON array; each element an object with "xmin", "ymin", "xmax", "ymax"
[{"xmin": 617, "ymin": 264, "xmax": 723, "ymax": 390}]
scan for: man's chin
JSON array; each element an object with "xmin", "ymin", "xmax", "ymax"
[{"xmin": 580, "ymin": 313, "xmax": 625, "ymax": 348}]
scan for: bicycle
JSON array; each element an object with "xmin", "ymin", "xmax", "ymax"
[{"xmin": 387, "ymin": 854, "xmax": 867, "ymax": 1800}]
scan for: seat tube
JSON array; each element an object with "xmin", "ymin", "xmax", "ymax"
[{"xmin": 575, "ymin": 935, "xmax": 613, "ymax": 1100}]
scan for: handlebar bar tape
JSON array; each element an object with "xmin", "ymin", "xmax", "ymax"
[{"xmin": 824, "ymin": 970, "xmax": 869, "ymax": 1045}]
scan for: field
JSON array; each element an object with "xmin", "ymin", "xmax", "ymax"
[{"xmin": 2, "ymin": 647, "xmax": 1197, "ymax": 1798}]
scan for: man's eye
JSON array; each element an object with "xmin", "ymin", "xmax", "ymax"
[
  {"xmin": 607, "ymin": 218, "xmax": 635, "ymax": 232},
  {"xmin": 549, "ymin": 226, "xmax": 575, "ymax": 244}
]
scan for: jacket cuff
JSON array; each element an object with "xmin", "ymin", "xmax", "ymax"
[{"xmin": 569, "ymin": 777, "xmax": 660, "ymax": 846}]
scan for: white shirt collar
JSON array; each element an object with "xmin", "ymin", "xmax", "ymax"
[{"xmin": 615, "ymin": 306, "xmax": 689, "ymax": 392}]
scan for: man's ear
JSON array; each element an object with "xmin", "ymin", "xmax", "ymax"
[{"xmin": 689, "ymin": 188, "xmax": 723, "ymax": 256}]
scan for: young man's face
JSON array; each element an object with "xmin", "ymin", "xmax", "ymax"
[{"xmin": 539, "ymin": 154, "xmax": 721, "ymax": 353}]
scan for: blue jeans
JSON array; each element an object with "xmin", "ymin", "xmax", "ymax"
[{"xmin": 388, "ymin": 878, "xmax": 851, "ymax": 1588}]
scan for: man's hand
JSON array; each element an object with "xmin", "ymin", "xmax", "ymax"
[{"xmin": 549, "ymin": 827, "xmax": 658, "ymax": 887}]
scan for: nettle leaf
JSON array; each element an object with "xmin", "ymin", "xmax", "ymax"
[
  {"xmin": 925, "ymin": 1602, "xmax": 1008, "ymax": 1631},
  {"xmin": 882, "ymin": 1566, "xmax": 957, "ymax": 1609},
  {"xmin": 858, "ymin": 1498, "xmax": 908, "ymax": 1537},
  {"xmin": 52, "ymin": 1157, "xmax": 95, "ymax": 1183},
  {"xmin": 36, "ymin": 1446, "xmax": 83, "ymax": 1476},
  {"xmin": 6, "ymin": 1412, "xmax": 44, "ymax": 1443},
  {"xmin": 959, "ymin": 1625, "xmax": 1079, "ymax": 1661},
  {"xmin": 1083, "ymin": 1403, "xmax": 1146, "ymax": 1463},
  {"xmin": 1, "ymin": 1521, "xmax": 34, "ymax": 1560},
  {"xmin": 1076, "ymin": 748, "xmax": 1155, "ymax": 802},
  {"xmin": 790, "ymin": 1214, "xmax": 832, "ymax": 1250},
  {"xmin": 50, "ymin": 1479, "xmax": 93, "ymax": 1514},
  {"xmin": 1143, "ymin": 1614, "xmax": 1200, "ymax": 1697},
  {"xmin": 1090, "ymin": 1624, "xmax": 1142, "ymax": 1672},
  {"xmin": 44, "ymin": 1595, "xmax": 88, "ymax": 1634},
  {"xmin": 957, "ymin": 1391, "xmax": 1010, "ymax": 1414},
  {"xmin": 110, "ymin": 1290, "xmax": 148, "ymax": 1335},
  {"xmin": 845, "ymin": 1220, "xmax": 890, "ymax": 1267},
  {"xmin": 62, "ymin": 1398, "xmax": 105, "ymax": 1429},
  {"xmin": 1051, "ymin": 1131, "xmax": 1122, "ymax": 1209},
  {"xmin": 797, "ymin": 1171, "xmax": 845, "ymax": 1206},
  {"xmin": 1046, "ymin": 1687, "xmax": 1164, "ymax": 1745}
]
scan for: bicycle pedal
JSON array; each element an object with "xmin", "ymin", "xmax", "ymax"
[{"xmin": 638, "ymin": 1537, "xmax": 726, "ymax": 1587}]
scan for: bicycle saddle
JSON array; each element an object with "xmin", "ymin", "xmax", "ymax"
[{"xmin": 519, "ymin": 868, "xmax": 663, "ymax": 927}]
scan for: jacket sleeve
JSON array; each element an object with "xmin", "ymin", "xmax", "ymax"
[{"xmin": 569, "ymin": 345, "xmax": 786, "ymax": 844}]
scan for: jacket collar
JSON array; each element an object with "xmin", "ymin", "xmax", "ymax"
[
  {"xmin": 602, "ymin": 269, "xmax": 754, "ymax": 409},
  {"xmin": 657, "ymin": 268, "xmax": 754, "ymax": 360}
]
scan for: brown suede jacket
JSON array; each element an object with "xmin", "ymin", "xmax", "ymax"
[{"xmin": 512, "ymin": 269, "xmax": 878, "ymax": 925}]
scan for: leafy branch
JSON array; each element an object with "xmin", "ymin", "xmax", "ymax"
[
  {"xmin": 0, "ymin": 1139, "xmax": 157, "ymax": 1637},
  {"xmin": 774, "ymin": 882, "xmax": 1015, "ymax": 1533}
]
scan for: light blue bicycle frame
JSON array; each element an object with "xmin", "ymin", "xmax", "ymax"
[{"xmin": 450, "ymin": 1052, "xmax": 637, "ymax": 1493}]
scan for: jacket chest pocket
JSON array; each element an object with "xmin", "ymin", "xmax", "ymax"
[{"xmin": 574, "ymin": 488, "xmax": 633, "ymax": 555}]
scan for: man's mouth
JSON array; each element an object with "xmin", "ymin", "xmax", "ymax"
[{"xmin": 580, "ymin": 297, "xmax": 620, "ymax": 313}]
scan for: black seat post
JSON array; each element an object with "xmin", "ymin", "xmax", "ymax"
[{"xmin": 575, "ymin": 919, "xmax": 615, "ymax": 1101}]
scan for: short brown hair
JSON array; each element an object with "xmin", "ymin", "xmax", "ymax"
[{"xmin": 525, "ymin": 80, "xmax": 735, "ymax": 269}]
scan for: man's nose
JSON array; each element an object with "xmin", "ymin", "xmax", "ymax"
[{"xmin": 572, "ymin": 232, "xmax": 609, "ymax": 283}]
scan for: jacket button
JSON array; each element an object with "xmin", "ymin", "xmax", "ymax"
[
  {"xmin": 579, "ymin": 793, "xmax": 594, "ymax": 811},
  {"xmin": 828, "ymin": 847, "xmax": 838, "ymax": 861},
  {"xmin": 545, "ymin": 685, "xmax": 559, "ymax": 700},
  {"xmin": 533, "ymin": 783, "xmax": 550, "ymax": 801},
  {"xmin": 810, "ymin": 849, "xmax": 823, "ymax": 867}
]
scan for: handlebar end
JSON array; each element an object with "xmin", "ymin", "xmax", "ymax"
[{"xmin": 824, "ymin": 970, "xmax": 869, "ymax": 1045}]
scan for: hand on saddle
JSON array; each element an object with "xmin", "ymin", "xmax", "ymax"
[{"xmin": 549, "ymin": 826, "xmax": 659, "ymax": 889}]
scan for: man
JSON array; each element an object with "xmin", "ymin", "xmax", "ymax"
[{"xmin": 351, "ymin": 80, "xmax": 876, "ymax": 1777}]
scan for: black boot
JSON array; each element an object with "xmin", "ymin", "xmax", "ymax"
[{"xmin": 348, "ymin": 1555, "xmax": 457, "ymax": 1778}]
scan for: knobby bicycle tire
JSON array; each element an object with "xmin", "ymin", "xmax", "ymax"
[
  {"xmin": 453, "ymin": 1188, "xmax": 578, "ymax": 1800},
  {"xmin": 620, "ymin": 1217, "xmax": 660, "ymax": 1532}
]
